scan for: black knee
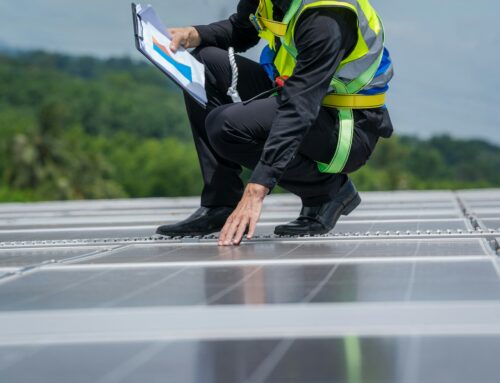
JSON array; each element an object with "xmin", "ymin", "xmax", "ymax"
[
  {"xmin": 206, "ymin": 106, "xmax": 230, "ymax": 155},
  {"xmin": 191, "ymin": 46, "xmax": 226, "ymax": 65},
  {"xmin": 191, "ymin": 46, "xmax": 231, "ymax": 101},
  {"xmin": 206, "ymin": 105, "xmax": 240, "ymax": 159}
]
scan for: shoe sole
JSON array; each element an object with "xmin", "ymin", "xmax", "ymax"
[{"xmin": 274, "ymin": 192, "xmax": 362, "ymax": 236}]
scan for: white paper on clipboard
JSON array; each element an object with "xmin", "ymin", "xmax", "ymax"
[{"xmin": 133, "ymin": 3, "xmax": 207, "ymax": 106}]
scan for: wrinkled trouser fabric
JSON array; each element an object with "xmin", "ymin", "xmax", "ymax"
[{"xmin": 184, "ymin": 46, "xmax": 378, "ymax": 207}]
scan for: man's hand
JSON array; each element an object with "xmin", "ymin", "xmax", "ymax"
[
  {"xmin": 219, "ymin": 184, "xmax": 269, "ymax": 246},
  {"xmin": 168, "ymin": 27, "xmax": 201, "ymax": 52}
]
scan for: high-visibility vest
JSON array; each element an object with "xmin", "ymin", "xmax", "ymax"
[{"xmin": 250, "ymin": 0, "xmax": 394, "ymax": 173}]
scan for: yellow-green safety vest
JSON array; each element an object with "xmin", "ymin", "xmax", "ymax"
[{"xmin": 250, "ymin": 0, "xmax": 393, "ymax": 173}]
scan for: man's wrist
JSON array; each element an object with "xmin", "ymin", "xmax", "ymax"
[
  {"xmin": 192, "ymin": 25, "xmax": 212, "ymax": 47},
  {"xmin": 248, "ymin": 161, "xmax": 281, "ymax": 192},
  {"xmin": 246, "ymin": 183, "xmax": 269, "ymax": 200},
  {"xmin": 188, "ymin": 27, "xmax": 201, "ymax": 47}
]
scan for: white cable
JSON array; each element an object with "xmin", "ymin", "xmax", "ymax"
[{"xmin": 227, "ymin": 47, "xmax": 242, "ymax": 103}]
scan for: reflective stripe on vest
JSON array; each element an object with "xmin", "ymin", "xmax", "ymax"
[
  {"xmin": 257, "ymin": 0, "xmax": 391, "ymax": 92},
  {"xmin": 253, "ymin": 0, "xmax": 392, "ymax": 174}
]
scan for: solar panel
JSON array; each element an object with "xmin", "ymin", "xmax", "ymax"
[
  {"xmin": 0, "ymin": 189, "xmax": 499, "ymax": 382},
  {"xmin": 0, "ymin": 246, "xmax": 111, "ymax": 267}
]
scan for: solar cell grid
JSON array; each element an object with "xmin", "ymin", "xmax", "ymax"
[
  {"xmin": 0, "ymin": 190, "xmax": 499, "ymax": 382},
  {"xmin": 0, "ymin": 246, "xmax": 112, "ymax": 267},
  {"xmin": 0, "ymin": 336, "xmax": 498, "ymax": 383},
  {"xmin": 0, "ymin": 259, "xmax": 499, "ymax": 311},
  {"xmin": 75, "ymin": 238, "xmax": 490, "ymax": 265}
]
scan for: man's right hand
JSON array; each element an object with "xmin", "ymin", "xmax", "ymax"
[{"xmin": 168, "ymin": 27, "xmax": 201, "ymax": 52}]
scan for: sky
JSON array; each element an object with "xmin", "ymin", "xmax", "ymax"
[{"xmin": 0, "ymin": 0, "xmax": 498, "ymax": 143}]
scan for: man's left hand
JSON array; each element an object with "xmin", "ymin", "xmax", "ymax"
[{"xmin": 218, "ymin": 183, "xmax": 269, "ymax": 246}]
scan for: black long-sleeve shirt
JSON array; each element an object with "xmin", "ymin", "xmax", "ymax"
[{"xmin": 195, "ymin": 0, "xmax": 393, "ymax": 191}]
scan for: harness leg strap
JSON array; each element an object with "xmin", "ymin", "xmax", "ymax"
[{"xmin": 316, "ymin": 108, "xmax": 354, "ymax": 174}]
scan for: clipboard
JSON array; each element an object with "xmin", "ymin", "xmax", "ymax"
[{"xmin": 132, "ymin": 3, "xmax": 207, "ymax": 106}]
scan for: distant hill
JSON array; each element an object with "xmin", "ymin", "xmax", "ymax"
[
  {"xmin": 0, "ymin": 51, "xmax": 498, "ymax": 202},
  {"xmin": 0, "ymin": 51, "xmax": 190, "ymax": 139},
  {"xmin": 0, "ymin": 41, "xmax": 19, "ymax": 55}
]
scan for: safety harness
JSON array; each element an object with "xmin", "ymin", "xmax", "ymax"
[{"xmin": 248, "ymin": 0, "xmax": 390, "ymax": 174}]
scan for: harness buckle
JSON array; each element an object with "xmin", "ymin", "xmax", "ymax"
[
  {"xmin": 274, "ymin": 76, "xmax": 289, "ymax": 88},
  {"xmin": 249, "ymin": 14, "xmax": 264, "ymax": 32}
]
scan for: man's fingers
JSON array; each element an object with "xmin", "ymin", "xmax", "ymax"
[
  {"xmin": 218, "ymin": 224, "xmax": 227, "ymax": 246},
  {"xmin": 167, "ymin": 27, "xmax": 201, "ymax": 52},
  {"xmin": 233, "ymin": 218, "xmax": 249, "ymax": 246},
  {"xmin": 170, "ymin": 31, "xmax": 189, "ymax": 52},
  {"xmin": 223, "ymin": 217, "xmax": 241, "ymax": 246},
  {"xmin": 219, "ymin": 214, "xmax": 237, "ymax": 245},
  {"xmin": 218, "ymin": 215, "xmax": 233, "ymax": 245},
  {"xmin": 170, "ymin": 35, "xmax": 182, "ymax": 52},
  {"xmin": 247, "ymin": 215, "xmax": 258, "ymax": 240}
]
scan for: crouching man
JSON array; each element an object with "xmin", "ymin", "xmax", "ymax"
[{"xmin": 156, "ymin": 0, "xmax": 394, "ymax": 246}]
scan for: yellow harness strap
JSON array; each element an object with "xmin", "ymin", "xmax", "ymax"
[
  {"xmin": 250, "ymin": 0, "xmax": 289, "ymax": 38},
  {"xmin": 250, "ymin": 13, "xmax": 288, "ymax": 37},
  {"xmin": 322, "ymin": 93, "xmax": 386, "ymax": 109}
]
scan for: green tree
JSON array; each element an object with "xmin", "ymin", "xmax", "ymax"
[
  {"xmin": 2, "ymin": 101, "xmax": 125, "ymax": 200},
  {"xmin": 1, "ymin": 51, "xmax": 499, "ymax": 203}
]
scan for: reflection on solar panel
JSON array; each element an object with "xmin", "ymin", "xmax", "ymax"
[{"xmin": 0, "ymin": 190, "xmax": 499, "ymax": 382}]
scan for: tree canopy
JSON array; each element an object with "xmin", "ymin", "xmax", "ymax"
[{"xmin": 0, "ymin": 51, "xmax": 498, "ymax": 202}]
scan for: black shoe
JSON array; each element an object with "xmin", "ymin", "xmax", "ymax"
[
  {"xmin": 156, "ymin": 206, "xmax": 234, "ymax": 237},
  {"xmin": 274, "ymin": 180, "xmax": 361, "ymax": 236}
]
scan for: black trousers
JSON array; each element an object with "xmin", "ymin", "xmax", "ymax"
[{"xmin": 184, "ymin": 46, "xmax": 378, "ymax": 207}]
